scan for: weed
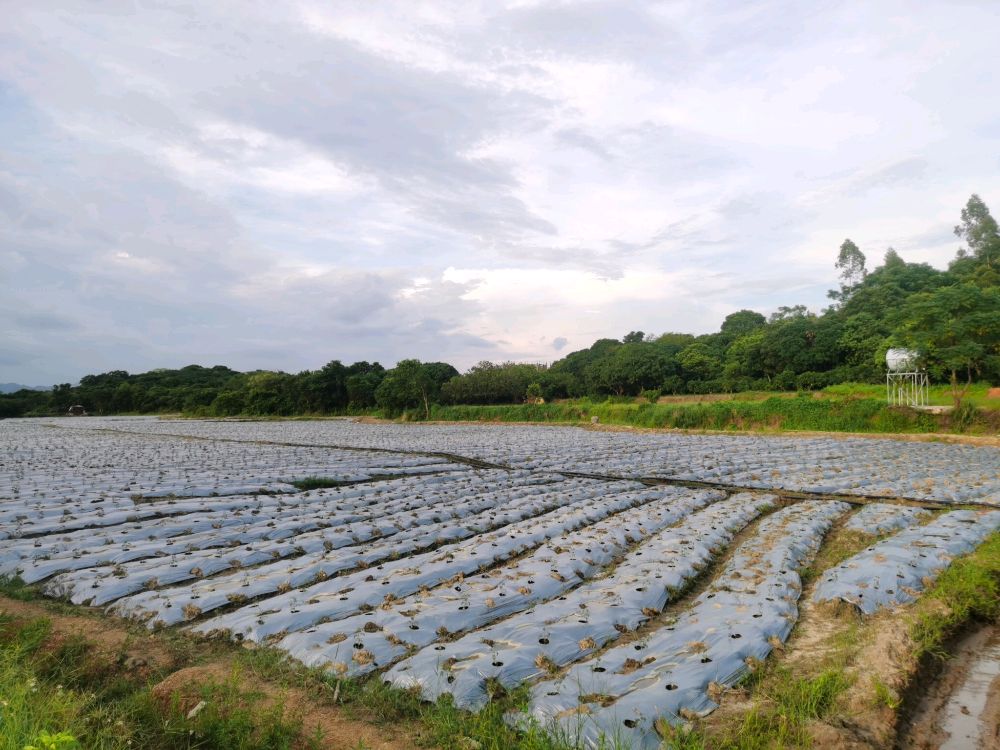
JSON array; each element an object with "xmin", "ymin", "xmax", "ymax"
[
  {"xmin": 0, "ymin": 576, "xmax": 39, "ymax": 601},
  {"xmin": 709, "ymin": 668, "xmax": 851, "ymax": 750},
  {"xmin": 910, "ymin": 531, "xmax": 1000, "ymax": 660},
  {"xmin": 656, "ymin": 723, "xmax": 706, "ymax": 749},
  {"xmin": 290, "ymin": 476, "xmax": 352, "ymax": 491},
  {"xmin": 871, "ymin": 677, "xmax": 900, "ymax": 710},
  {"xmin": 799, "ymin": 528, "xmax": 874, "ymax": 586},
  {"xmin": 290, "ymin": 474, "xmax": 408, "ymax": 491},
  {"xmin": 22, "ymin": 730, "xmax": 80, "ymax": 750},
  {"xmin": 0, "ymin": 615, "xmax": 319, "ymax": 750}
]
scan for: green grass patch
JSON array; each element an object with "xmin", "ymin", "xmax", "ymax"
[
  {"xmin": 909, "ymin": 530, "xmax": 1000, "ymax": 660},
  {"xmin": 426, "ymin": 396, "xmax": 947, "ymax": 434},
  {"xmin": 822, "ymin": 381, "xmax": 999, "ymax": 410},
  {"xmin": 290, "ymin": 474, "xmax": 410, "ymax": 491},
  {"xmin": 290, "ymin": 476, "xmax": 355, "ymax": 491},
  {"xmin": 335, "ymin": 678, "xmax": 577, "ymax": 750},
  {"xmin": 0, "ymin": 575, "xmax": 40, "ymax": 601},
  {"xmin": 233, "ymin": 646, "xmax": 581, "ymax": 750},
  {"xmin": 0, "ymin": 617, "xmax": 586, "ymax": 750},
  {"xmin": 168, "ymin": 671, "xmax": 311, "ymax": 750},
  {"xmin": 871, "ymin": 677, "xmax": 901, "ymax": 710},
  {"xmin": 799, "ymin": 526, "xmax": 881, "ymax": 587},
  {"xmin": 702, "ymin": 668, "xmax": 852, "ymax": 750},
  {"xmin": 0, "ymin": 616, "xmax": 313, "ymax": 750}
]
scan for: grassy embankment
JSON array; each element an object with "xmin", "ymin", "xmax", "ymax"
[
  {"xmin": 164, "ymin": 382, "xmax": 998, "ymax": 434},
  {"xmin": 426, "ymin": 388, "xmax": 999, "ymax": 435}
]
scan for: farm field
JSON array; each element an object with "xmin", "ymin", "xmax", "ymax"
[{"xmin": 1, "ymin": 416, "xmax": 999, "ymax": 749}]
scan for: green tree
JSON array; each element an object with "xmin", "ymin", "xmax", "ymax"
[
  {"xmin": 768, "ymin": 304, "xmax": 810, "ymax": 323},
  {"xmin": 897, "ymin": 282, "xmax": 1000, "ymax": 407},
  {"xmin": 837, "ymin": 239, "xmax": 867, "ymax": 284},
  {"xmin": 440, "ymin": 361, "xmax": 545, "ymax": 404},
  {"xmin": 722, "ymin": 329, "xmax": 767, "ymax": 385},
  {"xmin": 549, "ymin": 338, "xmax": 621, "ymax": 396},
  {"xmin": 653, "ymin": 332, "xmax": 696, "ymax": 347},
  {"xmin": 951, "ymin": 194, "xmax": 1000, "ymax": 286},
  {"xmin": 836, "ymin": 312, "xmax": 886, "ymax": 380},
  {"xmin": 677, "ymin": 342, "xmax": 722, "ymax": 382},
  {"xmin": 587, "ymin": 344, "xmax": 674, "ymax": 396},
  {"xmin": 719, "ymin": 310, "xmax": 766, "ymax": 342},
  {"xmin": 375, "ymin": 360, "xmax": 458, "ymax": 418},
  {"xmin": 345, "ymin": 362, "xmax": 385, "ymax": 408}
]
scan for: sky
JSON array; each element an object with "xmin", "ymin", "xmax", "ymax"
[{"xmin": 2, "ymin": 1, "xmax": 999, "ymax": 385}]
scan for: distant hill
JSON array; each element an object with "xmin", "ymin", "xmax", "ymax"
[{"xmin": 0, "ymin": 383, "xmax": 50, "ymax": 394}]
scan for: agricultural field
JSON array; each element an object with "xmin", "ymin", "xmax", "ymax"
[{"xmin": 1, "ymin": 416, "xmax": 999, "ymax": 749}]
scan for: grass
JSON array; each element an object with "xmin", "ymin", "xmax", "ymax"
[
  {"xmin": 290, "ymin": 474, "xmax": 409, "ymax": 491},
  {"xmin": 0, "ymin": 614, "xmax": 312, "ymax": 750},
  {"xmin": 662, "ymin": 667, "xmax": 852, "ymax": 750},
  {"xmin": 419, "ymin": 382, "xmax": 1000, "ymax": 434},
  {"xmin": 426, "ymin": 395, "xmax": 951, "ymax": 434},
  {"xmin": 909, "ymin": 529, "xmax": 1000, "ymax": 660},
  {"xmin": 235, "ymin": 647, "xmax": 577, "ymax": 750},
  {"xmin": 822, "ymin": 381, "xmax": 999, "ymax": 410},
  {"xmin": 339, "ymin": 680, "xmax": 572, "ymax": 750},
  {"xmin": 0, "ymin": 606, "xmax": 585, "ymax": 750},
  {"xmin": 798, "ymin": 527, "xmax": 879, "ymax": 587},
  {"xmin": 290, "ymin": 476, "xmax": 355, "ymax": 491},
  {"xmin": 727, "ymin": 669, "xmax": 851, "ymax": 749},
  {"xmin": 0, "ymin": 576, "xmax": 40, "ymax": 601},
  {"xmin": 872, "ymin": 677, "xmax": 901, "ymax": 710}
]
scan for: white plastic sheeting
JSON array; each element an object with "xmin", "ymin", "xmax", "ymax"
[
  {"xmin": 813, "ymin": 509, "xmax": 1000, "ymax": 615},
  {"xmin": 386, "ymin": 493, "xmax": 775, "ymax": 709},
  {"xmin": 0, "ymin": 419, "xmax": 461, "ymax": 540},
  {"xmin": 522, "ymin": 500, "xmax": 849, "ymax": 750},
  {"xmin": 39, "ymin": 470, "xmax": 551, "ymax": 603},
  {"xmin": 3, "ymin": 470, "xmax": 528, "ymax": 584},
  {"xmin": 189, "ymin": 480, "xmax": 665, "ymax": 639},
  {"xmin": 104, "ymin": 476, "xmax": 628, "ymax": 623},
  {"xmin": 47, "ymin": 417, "xmax": 1000, "ymax": 505},
  {"xmin": 279, "ymin": 488, "xmax": 724, "ymax": 676},
  {"xmin": 844, "ymin": 503, "xmax": 931, "ymax": 535},
  {"xmin": 1, "ymin": 417, "xmax": 996, "ymax": 750}
]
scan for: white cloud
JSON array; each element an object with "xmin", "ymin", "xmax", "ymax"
[{"xmin": 1, "ymin": 0, "xmax": 999, "ymax": 383}]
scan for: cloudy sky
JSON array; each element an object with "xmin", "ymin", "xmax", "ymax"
[{"xmin": 2, "ymin": 1, "xmax": 999, "ymax": 385}]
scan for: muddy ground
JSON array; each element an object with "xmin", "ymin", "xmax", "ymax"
[{"xmin": 900, "ymin": 624, "xmax": 1000, "ymax": 750}]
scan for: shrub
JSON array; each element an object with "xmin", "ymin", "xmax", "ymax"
[
  {"xmin": 950, "ymin": 401, "xmax": 981, "ymax": 432},
  {"xmin": 795, "ymin": 371, "xmax": 832, "ymax": 390},
  {"xmin": 774, "ymin": 369, "xmax": 797, "ymax": 391}
]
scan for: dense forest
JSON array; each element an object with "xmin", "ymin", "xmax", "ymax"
[{"xmin": 2, "ymin": 195, "xmax": 998, "ymax": 420}]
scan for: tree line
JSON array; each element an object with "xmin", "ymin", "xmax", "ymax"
[{"xmin": 2, "ymin": 194, "xmax": 997, "ymax": 419}]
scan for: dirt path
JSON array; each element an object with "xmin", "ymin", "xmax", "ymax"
[{"xmin": 0, "ymin": 595, "xmax": 419, "ymax": 750}]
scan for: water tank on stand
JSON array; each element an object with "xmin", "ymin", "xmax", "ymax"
[
  {"xmin": 885, "ymin": 349, "xmax": 927, "ymax": 407},
  {"xmin": 885, "ymin": 348, "xmax": 918, "ymax": 372}
]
